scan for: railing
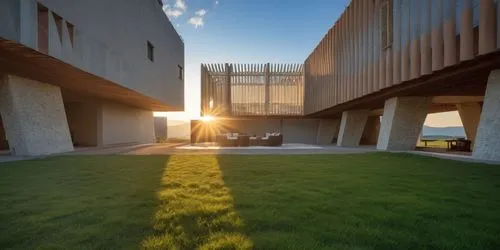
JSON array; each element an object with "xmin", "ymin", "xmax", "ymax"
[{"xmin": 201, "ymin": 63, "xmax": 304, "ymax": 117}]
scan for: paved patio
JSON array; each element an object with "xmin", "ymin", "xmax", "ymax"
[
  {"xmin": 0, "ymin": 143, "xmax": 499, "ymax": 165},
  {"xmin": 125, "ymin": 143, "xmax": 378, "ymax": 155}
]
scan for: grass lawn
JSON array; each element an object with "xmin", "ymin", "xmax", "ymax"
[
  {"xmin": 416, "ymin": 140, "xmax": 449, "ymax": 148},
  {"xmin": 1, "ymin": 154, "xmax": 500, "ymax": 249}
]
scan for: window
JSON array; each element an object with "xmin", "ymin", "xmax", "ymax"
[
  {"xmin": 37, "ymin": 3, "xmax": 49, "ymax": 53},
  {"xmin": 178, "ymin": 65, "xmax": 184, "ymax": 80},
  {"xmin": 52, "ymin": 12, "xmax": 63, "ymax": 43},
  {"xmin": 380, "ymin": 0, "xmax": 393, "ymax": 49},
  {"xmin": 157, "ymin": 0, "xmax": 163, "ymax": 6},
  {"xmin": 147, "ymin": 41, "xmax": 154, "ymax": 62},
  {"xmin": 66, "ymin": 22, "xmax": 75, "ymax": 47}
]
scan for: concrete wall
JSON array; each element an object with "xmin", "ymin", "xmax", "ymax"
[
  {"xmin": 281, "ymin": 119, "xmax": 320, "ymax": 144},
  {"xmin": 65, "ymin": 102, "xmax": 99, "ymax": 146},
  {"xmin": 0, "ymin": 0, "xmax": 184, "ymax": 110},
  {"xmin": 0, "ymin": 75, "xmax": 73, "ymax": 156},
  {"xmin": 361, "ymin": 116, "xmax": 380, "ymax": 145},
  {"xmin": 316, "ymin": 119, "xmax": 340, "ymax": 145},
  {"xmin": 98, "ymin": 101, "xmax": 155, "ymax": 146},
  {"xmin": 154, "ymin": 117, "xmax": 168, "ymax": 141},
  {"xmin": 0, "ymin": 0, "xmax": 20, "ymax": 42}
]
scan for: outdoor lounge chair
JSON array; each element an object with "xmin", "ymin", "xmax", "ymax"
[{"xmin": 238, "ymin": 135, "xmax": 250, "ymax": 147}]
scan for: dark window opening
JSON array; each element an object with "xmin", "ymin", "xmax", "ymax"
[
  {"xmin": 380, "ymin": 0, "xmax": 393, "ymax": 50},
  {"xmin": 147, "ymin": 41, "xmax": 154, "ymax": 62},
  {"xmin": 66, "ymin": 22, "xmax": 75, "ymax": 47},
  {"xmin": 52, "ymin": 12, "xmax": 63, "ymax": 43},
  {"xmin": 37, "ymin": 3, "xmax": 49, "ymax": 53},
  {"xmin": 178, "ymin": 65, "xmax": 184, "ymax": 80},
  {"xmin": 157, "ymin": 0, "xmax": 163, "ymax": 6}
]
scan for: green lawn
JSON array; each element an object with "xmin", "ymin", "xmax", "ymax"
[
  {"xmin": 1, "ymin": 154, "xmax": 499, "ymax": 249},
  {"xmin": 417, "ymin": 140, "xmax": 449, "ymax": 148}
]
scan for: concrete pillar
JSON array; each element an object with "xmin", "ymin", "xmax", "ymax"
[
  {"xmin": 377, "ymin": 97, "xmax": 431, "ymax": 151},
  {"xmin": 316, "ymin": 119, "xmax": 340, "ymax": 145},
  {"xmin": 154, "ymin": 117, "xmax": 168, "ymax": 142},
  {"xmin": 0, "ymin": 75, "xmax": 73, "ymax": 156},
  {"xmin": 337, "ymin": 110, "xmax": 370, "ymax": 147},
  {"xmin": 473, "ymin": 70, "xmax": 500, "ymax": 161},
  {"xmin": 457, "ymin": 102, "xmax": 482, "ymax": 142}
]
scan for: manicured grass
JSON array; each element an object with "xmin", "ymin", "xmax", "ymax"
[
  {"xmin": 417, "ymin": 140, "xmax": 449, "ymax": 148},
  {"xmin": 1, "ymin": 154, "xmax": 500, "ymax": 249}
]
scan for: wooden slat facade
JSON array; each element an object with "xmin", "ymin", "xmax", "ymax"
[
  {"xmin": 201, "ymin": 63, "xmax": 304, "ymax": 117},
  {"xmin": 304, "ymin": 0, "xmax": 500, "ymax": 116}
]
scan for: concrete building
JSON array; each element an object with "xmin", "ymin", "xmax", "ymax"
[
  {"xmin": 0, "ymin": 0, "xmax": 184, "ymax": 156},
  {"xmin": 197, "ymin": 0, "xmax": 500, "ymax": 162}
]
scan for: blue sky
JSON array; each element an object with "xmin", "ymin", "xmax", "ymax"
[
  {"xmin": 157, "ymin": 0, "xmax": 350, "ymax": 119},
  {"xmin": 156, "ymin": 0, "xmax": 463, "ymax": 127}
]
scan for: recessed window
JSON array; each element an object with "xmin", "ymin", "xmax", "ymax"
[
  {"xmin": 178, "ymin": 65, "xmax": 184, "ymax": 80},
  {"xmin": 380, "ymin": 0, "xmax": 393, "ymax": 49},
  {"xmin": 37, "ymin": 3, "xmax": 49, "ymax": 53},
  {"xmin": 66, "ymin": 22, "xmax": 74, "ymax": 47},
  {"xmin": 157, "ymin": 0, "xmax": 163, "ymax": 6},
  {"xmin": 52, "ymin": 12, "xmax": 63, "ymax": 43},
  {"xmin": 147, "ymin": 41, "xmax": 154, "ymax": 62}
]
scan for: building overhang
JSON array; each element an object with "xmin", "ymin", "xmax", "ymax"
[
  {"xmin": 0, "ymin": 39, "xmax": 179, "ymax": 111},
  {"xmin": 309, "ymin": 51, "xmax": 500, "ymax": 118}
]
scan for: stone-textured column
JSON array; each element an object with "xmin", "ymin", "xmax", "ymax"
[
  {"xmin": 457, "ymin": 102, "xmax": 482, "ymax": 143},
  {"xmin": 377, "ymin": 97, "xmax": 431, "ymax": 150},
  {"xmin": 0, "ymin": 75, "xmax": 73, "ymax": 156},
  {"xmin": 473, "ymin": 70, "xmax": 500, "ymax": 161},
  {"xmin": 316, "ymin": 119, "xmax": 340, "ymax": 145},
  {"xmin": 337, "ymin": 110, "xmax": 370, "ymax": 147}
]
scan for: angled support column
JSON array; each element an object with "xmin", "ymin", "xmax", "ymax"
[
  {"xmin": 316, "ymin": 119, "xmax": 341, "ymax": 145},
  {"xmin": 337, "ymin": 110, "xmax": 370, "ymax": 147},
  {"xmin": 473, "ymin": 70, "xmax": 500, "ymax": 161},
  {"xmin": 0, "ymin": 75, "xmax": 73, "ymax": 156},
  {"xmin": 377, "ymin": 97, "xmax": 431, "ymax": 151},
  {"xmin": 457, "ymin": 102, "xmax": 482, "ymax": 143}
]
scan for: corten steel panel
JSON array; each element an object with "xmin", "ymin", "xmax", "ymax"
[{"xmin": 303, "ymin": 0, "xmax": 499, "ymax": 117}]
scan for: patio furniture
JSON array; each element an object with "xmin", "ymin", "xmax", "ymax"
[
  {"xmin": 226, "ymin": 133, "xmax": 239, "ymax": 147},
  {"xmin": 268, "ymin": 133, "xmax": 283, "ymax": 147},
  {"xmin": 258, "ymin": 133, "xmax": 283, "ymax": 147},
  {"xmin": 446, "ymin": 138, "xmax": 472, "ymax": 152},
  {"xmin": 238, "ymin": 135, "xmax": 250, "ymax": 147},
  {"xmin": 249, "ymin": 137, "xmax": 260, "ymax": 146}
]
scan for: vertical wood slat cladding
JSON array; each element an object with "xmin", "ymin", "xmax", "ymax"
[
  {"xmin": 201, "ymin": 63, "xmax": 304, "ymax": 117},
  {"xmin": 303, "ymin": 0, "xmax": 499, "ymax": 115}
]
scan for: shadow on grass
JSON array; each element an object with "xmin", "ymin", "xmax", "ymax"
[
  {"xmin": 0, "ymin": 155, "xmax": 169, "ymax": 249},
  {"xmin": 141, "ymin": 155, "xmax": 252, "ymax": 249}
]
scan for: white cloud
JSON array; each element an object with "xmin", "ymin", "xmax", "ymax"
[
  {"xmin": 195, "ymin": 9, "xmax": 207, "ymax": 16},
  {"xmin": 163, "ymin": 6, "xmax": 183, "ymax": 18},
  {"xmin": 215, "ymin": 1, "xmax": 219, "ymax": 5},
  {"xmin": 188, "ymin": 16, "xmax": 204, "ymax": 28},
  {"xmin": 175, "ymin": 0, "xmax": 187, "ymax": 12}
]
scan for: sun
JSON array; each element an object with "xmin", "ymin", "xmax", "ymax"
[{"xmin": 200, "ymin": 115, "xmax": 215, "ymax": 123}]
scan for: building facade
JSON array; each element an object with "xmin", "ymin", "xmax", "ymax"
[
  {"xmin": 199, "ymin": 0, "xmax": 500, "ymax": 161},
  {"xmin": 0, "ymin": 0, "xmax": 184, "ymax": 156},
  {"xmin": 305, "ymin": 0, "xmax": 500, "ymax": 161}
]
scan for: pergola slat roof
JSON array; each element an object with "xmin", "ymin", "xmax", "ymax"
[{"xmin": 201, "ymin": 63, "xmax": 305, "ymax": 117}]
